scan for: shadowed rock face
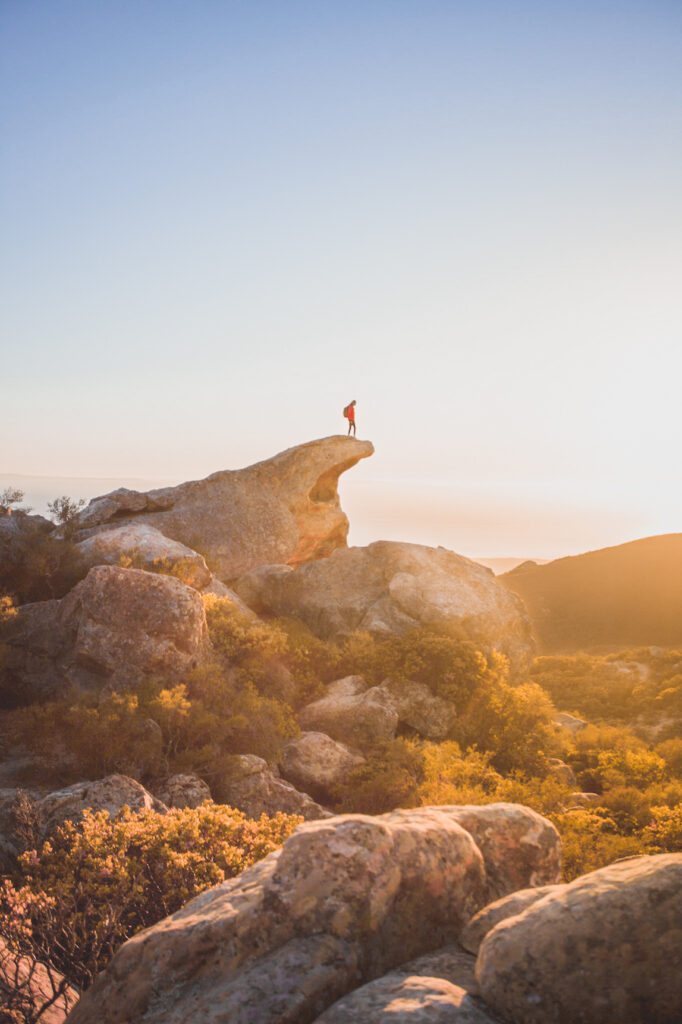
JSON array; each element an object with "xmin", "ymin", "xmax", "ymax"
[
  {"xmin": 234, "ymin": 541, "xmax": 534, "ymax": 674},
  {"xmin": 74, "ymin": 437, "xmax": 374, "ymax": 581}
]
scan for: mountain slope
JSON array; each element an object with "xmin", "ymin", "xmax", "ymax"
[{"xmin": 501, "ymin": 533, "xmax": 682, "ymax": 652}]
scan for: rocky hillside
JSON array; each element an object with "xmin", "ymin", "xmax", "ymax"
[
  {"xmin": 502, "ymin": 533, "xmax": 682, "ymax": 652},
  {"xmin": 2, "ymin": 437, "xmax": 681, "ymax": 1023}
]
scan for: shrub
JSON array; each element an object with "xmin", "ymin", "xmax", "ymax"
[
  {"xmin": 1, "ymin": 803, "xmax": 302, "ymax": 993},
  {"xmin": 332, "ymin": 739, "xmax": 426, "ymax": 814},
  {"xmin": 550, "ymin": 809, "xmax": 647, "ymax": 881},
  {"xmin": 644, "ymin": 804, "xmax": 682, "ymax": 852}
]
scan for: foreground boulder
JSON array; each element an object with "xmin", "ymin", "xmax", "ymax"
[
  {"xmin": 66, "ymin": 804, "xmax": 557, "ymax": 1024},
  {"xmin": 234, "ymin": 541, "xmax": 534, "ymax": 673},
  {"xmin": 218, "ymin": 754, "xmax": 330, "ymax": 820},
  {"xmin": 280, "ymin": 732, "xmax": 365, "ymax": 801},
  {"xmin": 76, "ymin": 523, "xmax": 212, "ymax": 589},
  {"xmin": 37, "ymin": 774, "xmax": 167, "ymax": 836},
  {"xmin": 1, "ymin": 565, "xmax": 208, "ymax": 704},
  {"xmin": 477, "ymin": 854, "xmax": 682, "ymax": 1024},
  {"xmin": 74, "ymin": 437, "xmax": 374, "ymax": 580}
]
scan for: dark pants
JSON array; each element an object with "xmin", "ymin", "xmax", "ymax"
[{"xmin": 347, "ymin": 419, "xmax": 356, "ymax": 436}]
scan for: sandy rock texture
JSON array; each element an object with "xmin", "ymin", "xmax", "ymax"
[
  {"xmin": 1, "ymin": 566, "xmax": 208, "ymax": 704},
  {"xmin": 219, "ymin": 754, "xmax": 330, "ymax": 820},
  {"xmin": 37, "ymin": 774, "xmax": 167, "ymax": 836},
  {"xmin": 66, "ymin": 806, "xmax": 498, "ymax": 1024},
  {"xmin": 234, "ymin": 541, "xmax": 534, "ymax": 673},
  {"xmin": 279, "ymin": 732, "xmax": 365, "ymax": 801},
  {"xmin": 477, "ymin": 854, "xmax": 682, "ymax": 1024},
  {"xmin": 76, "ymin": 522, "xmax": 212, "ymax": 589},
  {"xmin": 74, "ymin": 436, "xmax": 374, "ymax": 580}
]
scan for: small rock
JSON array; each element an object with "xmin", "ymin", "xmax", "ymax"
[
  {"xmin": 37, "ymin": 774, "xmax": 167, "ymax": 836},
  {"xmin": 77, "ymin": 523, "xmax": 212, "ymax": 590},
  {"xmin": 157, "ymin": 774, "xmax": 211, "ymax": 809},
  {"xmin": 299, "ymin": 682, "xmax": 399, "ymax": 750},
  {"xmin": 219, "ymin": 754, "xmax": 330, "ymax": 820},
  {"xmin": 548, "ymin": 758, "xmax": 577, "ymax": 787},
  {"xmin": 553, "ymin": 712, "xmax": 587, "ymax": 734},
  {"xmin": 280, "ymin": 732, "xmax": 365, "ymax": 801}
]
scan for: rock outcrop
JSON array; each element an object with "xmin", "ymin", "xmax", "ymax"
[
  {"xmin": 280, "ymin": 732, "xmax": 365, "ymax": 801},
  {"xmin": 156, "ymin": 774, "xmax": 211, "ymax": 809},
  {"xmin": 1, "ymin": 566, "xmax": 209, "ymax": 705},
  {"xmin": 477, "ymin": 854, "xmax": 682, "ymax": 1024},
  {"xmin": 37, "ymin": 774, "xmax": 167, "ymax": 836},
  {"xmin": 218, "ymin": 754, "xmax": 330, "ymax": 820},
  {"xmin": 66, "ymin": 806, "xmax": 495, "ymax": 1024},
  {"xmin": 76, "ymin": 523, "xmax": 212, "ymax": 590},
  {"xmin": 73, "ymin": 437, "xmax": 374, "ymax": 581},
  {"xmin": 234, "ymin": 541, "xmax": 534, "ymax": 673}
]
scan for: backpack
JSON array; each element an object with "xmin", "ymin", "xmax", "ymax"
[{"xmin": 343, "ymin": 405, "xmax": 349, "ymax": 418}]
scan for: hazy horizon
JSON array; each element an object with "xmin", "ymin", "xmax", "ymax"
[{"xmin": 2, "ymin": 2, "xmax": 680, "ymax": 558}]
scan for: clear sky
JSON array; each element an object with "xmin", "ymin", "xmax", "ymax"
[{"xmin": 2, "ymin": 1, "xmax": 681, "ymax": 559}]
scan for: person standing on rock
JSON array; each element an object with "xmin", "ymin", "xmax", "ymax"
[{"xmin": 344, "ymin": 400, "xmax": 357, "ymax": 437}]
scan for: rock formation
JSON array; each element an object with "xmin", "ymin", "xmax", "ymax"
[
  {"xmin": 234, "ymin": 541, "xmax": 534, "ymax": 673},
  {"xmin": 1, "ymin": 566, "xmax": 208, "ymax": 705},
  {"xmin": 476, "ymin": 854, "xmax": 682, "ymax": 1023},
  {"xmin": 65, "ymin": 804, "xmax": 559, "ymax": 1024},
  {"xmin": 73, "ymin": 437, "xmax": 374, "ymax": 581}
]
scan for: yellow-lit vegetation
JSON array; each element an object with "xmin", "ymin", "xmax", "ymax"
[{"xmin": 2, "ymin": 596, "xmax": 682, "ymax": 1015}]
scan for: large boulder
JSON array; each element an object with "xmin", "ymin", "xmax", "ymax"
[
  {"xmin": 477, "ymin": 854, "xmax": 682, "ymax": 1024},
  {"xmin": 219, "ymin": 754, "xmax": 330, "ymax": 821},
  {"xmin": 233, "ymin": 541, "xmax": 534, "ymax": 673},
  {"xmin": 76, "ymin": 523, "xmax": 212, "ymax": 590},
  {"xmin": 65, "ymin": 806, "xmax": 490, "ymax": 1024},
  {"xmin": 74, "ymin": 437, "xmax": 374, "ymax": 580},
  {"xmin": 37, "ymin": 774, "xmax": 167, "ymax": 836},
  {"xmin": 1, "ymin": 566, "xmax": 209, "ymax": 704},
  {"xmin": 280, "ymin": 732, "xmax": 365, "ymax": 800},
  {"xmin": 438, "ymin": 804, "xmax": 562, "ymax": 901},
  {"xmin": 299, "ymin": 676, "xmax": 399, "ymax": 750}
]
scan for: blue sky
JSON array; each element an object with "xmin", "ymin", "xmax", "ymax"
[{"xmin": 2, "ymin": 1, "xmax": 681, "ymax": 557}]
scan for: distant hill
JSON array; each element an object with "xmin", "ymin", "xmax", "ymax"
[
  {"xmin": 473, "ymin": 556, "xmax": 549, "ymax": 575},
  {"xmin": 501, "ymin": 534, "xmax": 682, "ymax": 653}
]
